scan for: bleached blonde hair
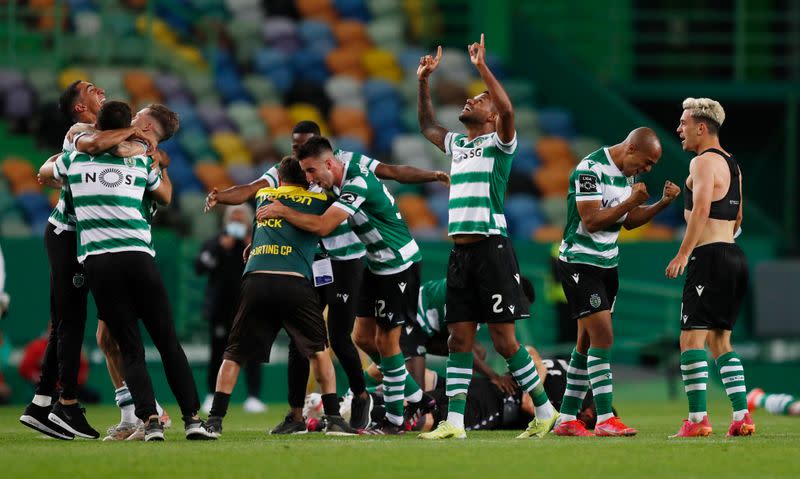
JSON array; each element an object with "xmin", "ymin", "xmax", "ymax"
[{"xmin": 682, "ymin": 97, "xmax": 725, "ymax": 128}]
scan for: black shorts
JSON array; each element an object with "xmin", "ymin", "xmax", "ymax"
[
  {"xmin": 319, "ymin": 257, "xmax": 363, "ymax": 309},
  {"xmin": 356, "ymin": 262, "xmax": 421, "ymax": 330},
  {"xmin": 401, "ymin": 325, "xmax": 449, "ymax": 358},
  {"xmin": 557, "ymin": 260, "xmax": 619, "ymax": 320},
  {"xmin": 225, "ymin": 273, "xmax": 328, "ymax": 364},
  {"xmin": 446, "ymin": 236, "xmax": 530, "ymax": 324},
  {"xmin": 681, "ymin": 242, "xmax": 748, "ymax": 331}
]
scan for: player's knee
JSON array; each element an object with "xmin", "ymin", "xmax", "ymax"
[
  {"xmin": 352, "ymin": 330, "xmax": 373, "ymax": 353},
  {"xmin": 96, "ymin": 326, "xmax": 118, "ymax": 354},
  {"xmin": 447, "ymin": 331, "xmax": 471, "ymax": 353},
  {"xmin": 491, "ymin": 336, "xmax": 519, "ymax": 358}
]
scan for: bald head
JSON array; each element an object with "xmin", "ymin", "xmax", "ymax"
[
  {"xmin": 625, "ymin": 127, "xmax": 662, "ymax": 157},
  {"xmin": 614, "ymin": 127, "xmax": 662, "ymax": 176}
]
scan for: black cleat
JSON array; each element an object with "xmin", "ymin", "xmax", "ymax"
[
  {"xmin": 204, "ymin": 416, "xmax": 223, "ymax": 438},
  {"xmin": 48, "ymin": 402, "xmax": 99, "ymax": 439},
  {"xmin": 19, "ymin": 403, "xmax": 74, "ymax": 440},
  {"xmin": 270, "ymin": 412, "xmax": 308, "ymax": 434},
  {"xmin": 184, "ymin": 418, "xmax": 217, "ymax": 440},
  {"xmin": 324, "ymin": 415, "xmax": 358, "ymax": 436},
  {"xmin": 144, "ymin": 419, "xmax": 164, "ymax": 442},
  {"xmin": 359, "ymin": 419, "xmax": 405, "ymax": 435},
  {"xmin": 349, "ymin": 393, "xmax": 374, "ymax": 430},
  {"xmin": 406, "ymin": 392, "xmax": 437, "ymax": 422}
]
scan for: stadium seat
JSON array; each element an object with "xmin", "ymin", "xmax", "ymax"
[
  {"xmin": 326, "ymin": 46, "xmax": 368, "ymax": 79},
  {"xmin": 288, "ymin": 103, "xmax": 328, "ymax": 133},
  {"xmin": 243, "ymin": 75, "xmax": 279, "ymax": 104},
  {"xmin": 295, "ymin": 0, "xmax": 337, "ymax": 22},
  {"xmin": 536, "ymin": 137, "xmax": 575, "ymax": 166},
  {"xmin": 298, "ymin": 20, "xmax": 334, "ymax": 46},
  {"xmin": 258, "ymin": 104, "xmax": 293, "ymax": 135},
  {"xmin": 333, "ymin": 20, "xmax": 372, "ymax": 48},
  {"xmin": 195, "ymin": 163, "xmax": 233, "ymax": 190}
]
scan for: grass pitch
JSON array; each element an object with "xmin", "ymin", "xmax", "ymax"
[{"xmin": 1, "ymin": 396, "xmax": 798, "ymax": 479}]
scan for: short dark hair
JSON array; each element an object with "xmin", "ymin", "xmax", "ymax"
[
  {"xmin": 521, "ymin": 276, "xmax": 535, "ymax": 304},
  {"xmin": 145, "ymin": 104, "xmax": 180, "ymax": 141},
  {"xmin": 277, "ymin": 156, "xmax": 308, "ymax": 187},
  {"xmin": 292, "ymin": 120, "xmax": 321, "ymax": 136},
  {"xmin": 58, "ymin": 80, "xmax": 82, "ymax": 121},
  {"xmin": 97, "ymin": 101, "xmax": 132, "ymax": 131},
  {"xmin": 296, "ymin": 135, "xmax": 333, "ymax": 161},
  {"xmin": 693, "ymin": 116, "xmax": 720, "ymax": 135}
]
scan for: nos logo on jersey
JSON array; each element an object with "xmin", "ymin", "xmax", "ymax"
[{"xmin": 85, "ymin": 168, "xmax": 134, "ymax": 188}]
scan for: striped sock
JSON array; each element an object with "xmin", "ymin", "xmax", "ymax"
[
  {"xmin": 115, "ymin": 385, "xmax": 137, "ymax": 424},
  {"xmin": 380, "ymin": 354, "xmax": 407, "ymax": 426},
  {"xmin": 404, "ymin": 373, "xmax": 423, "ymax": 403},
  {"xmin": 716, "ymin": 351, "xmax": 748, "ymax": 420},
  {"xmin": 559, "ymin": 348, "xmax": 589, "ymax": 421},
  {"xmin": 763, "ymin": 393, "xmax": 797, "ymax": 415},
  {"xmin": 588, "ymin": 347, "xmax": 614, "ymax": 423},
  {"xmin": 506, "ymin": 346, "xmax": 554, "ymax": 419},
  {"xmin": 680, "ymin": 349, "xmax": 709, "ymax": 422},
  {"xmin": 445, "ymin": 352, "xmax": 473, "ymax": 429}
]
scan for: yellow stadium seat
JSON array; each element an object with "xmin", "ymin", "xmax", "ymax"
[
  {"xmin": 467, "ymin": 79, "xmax": 488, "ymax": 98},
  {"xmin": 211, "ymin": 132, "xmax": 247, "ymax": 157},
  {"xmin": 59, "ymin": 68, "xmax": 91, "ymax": 90},
  {"xmin": 288, "ymin": 104, "xmax": 329, "ymax": 135}
]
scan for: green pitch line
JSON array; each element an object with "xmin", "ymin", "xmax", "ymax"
[{"xmin": 1, "ymin": 399, "xmax": 798, "ymax": 479}]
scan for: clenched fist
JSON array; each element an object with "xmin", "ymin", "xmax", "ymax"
[
  {"xmin": 660, "ymin": 180, "xmax": 681, "ymax": 204},
  {"xmin": 628, "ymin": 182, "xmax": 650, "ymax": 207}
]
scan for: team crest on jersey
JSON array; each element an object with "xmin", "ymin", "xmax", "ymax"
[
  {"xmin": 339, "ymin": 192, "xmax": 358, "ymax": 204},
  {"xmin": 589, "ymin": 293, "xmax": 601, "ymax": 308},
  {"xmin": 72, "ymin": 272, "xmax": 85, "ymax": 288},
  {"xmin": 578, "ymin": 174, "xmax": 597, "ymax": 193},
  {"xmin": 473, "ymin": 137, "xmax": 485, "ymax": 147},
  {"xmin": 124, "ymin": 157, "xmax": 136, "ymax": 168}
]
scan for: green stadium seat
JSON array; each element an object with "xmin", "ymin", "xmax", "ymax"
[{"xmin": 243, "ymin": 75, "xmax": 279, "ymax": 104}]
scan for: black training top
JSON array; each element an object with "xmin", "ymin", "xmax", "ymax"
[{"xmin": 684, "ymin": 148, "xmax": 741, "ymax": 221}]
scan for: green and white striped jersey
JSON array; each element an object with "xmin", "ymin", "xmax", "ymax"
[
  {"xmin": 445, "ymin": 131, "xmax": 517, "ymax": 236},
  {"xmin": 50, "ymin": 128, "xmax": 152, "ymax": 231},
  {"xmin": 258, "ymin": 149, "xmax": 375, "ymax": 261},
  {"xmin": 415, "ymin": 278, "xmax": 446, "ymax": 336},
  {"xmin": 559, "ymin": 147, "xmax": 632, "ymax": 268},
  {"xmin": 332, "ymin": 158, "xmax": 421, "ymax": 275},
  {"xmin": 48, "ymin": 130, "xmax": 89, "ymax": 231},
  {"xmin": 54, "ymin": 150, "xmax": 162, "ymax": 263}
]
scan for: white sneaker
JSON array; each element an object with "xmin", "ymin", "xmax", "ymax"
[
  {"xmin": 243, "ymin": 396, "xmax": 267, "ymax": 414},
  {"xmin": 201, "ymin": 394, "xmax": 214, "ymax": 415}
]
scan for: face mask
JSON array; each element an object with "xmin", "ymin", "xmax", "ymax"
[{"xmin": 225, "ymin": 221, "xmax": 248, "ymax": 240}]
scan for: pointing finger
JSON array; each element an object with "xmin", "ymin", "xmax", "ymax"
[
  {"xmin": 480, "ymin": 33, "xmax": 484, "ymax": 46},
  {"xmin": 435, "ymin": 45, "xmax": 442, "ymax": 61}
]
